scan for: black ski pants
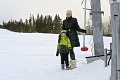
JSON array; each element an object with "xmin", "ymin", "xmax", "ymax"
[{"xmin": 60, "ymin": 53, "xmax": 69, "ymax": 66}]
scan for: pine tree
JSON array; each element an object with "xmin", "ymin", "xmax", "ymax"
[
  {"xmin": 39, "ymin": 15, "xmax": 44, "ymax": 33},
  {"xmin": 32, "ymin": 15, "xmax": 36, "ymax": 32},
  {"xmin": 53, "ymin": 14, "xmax": 62, "ymax": 34},
  {"xmin": 29, "ymin": 14, "xmax": 32, "ymax": 32},
  {"xmin": 43, "ymin": 16, "xmax": 47, "ymax": 33},
  {"xmin": 46, "ymin": 15, "xmax": 53, "ymax": 33},
  {"xmin": 36, "ymin": 13, "xmax": 39, "ymax": 32},
  {"xmin": 25, "ymin": 19, "xmax": 29, "ymax": 33}
]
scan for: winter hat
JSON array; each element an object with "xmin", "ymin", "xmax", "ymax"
[
  {"xmin": 60, "ymin": 30, "xmax": 67, "ymax": 34},
  {"xmin": 66, "ymin": 10, "xmax": 72, "ymax": 15}
]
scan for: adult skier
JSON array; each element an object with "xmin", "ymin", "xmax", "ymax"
[{"xmin": 62, "ymin": 10, "xmax": 86, "ymax": 69}]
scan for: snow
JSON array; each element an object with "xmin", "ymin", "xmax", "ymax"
[{"xmin": 0, "ymin": 29, "xmax": 111, "ymax": 80}]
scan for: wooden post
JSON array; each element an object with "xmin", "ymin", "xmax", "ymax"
[
  {"xmin": 91, "ymin": 0, "xmax": 104, "ymax": 56},
  {"xmin": 110, "ymin": 2, "xmax": 119, "ymax": 80}
]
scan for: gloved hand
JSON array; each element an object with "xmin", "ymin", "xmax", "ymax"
[
  {"xmin": 68, "ymin": 47, "xmax": 72, "ymax": 50},
  {"xmin": 56, "ymin": 50, "xmax": 59, "ymax": 56},
  {"xmin": 83, "ymin": 30, "xmax": 86, "ymax": 33}
]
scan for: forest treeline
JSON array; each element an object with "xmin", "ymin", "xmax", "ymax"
[
  {"xmin": 0, "ymin": 13, "xmax": 111, "ymax": 36},
  {"xmin": 0, "ymin": 14, "xmax": 62, "ymax": 34}
]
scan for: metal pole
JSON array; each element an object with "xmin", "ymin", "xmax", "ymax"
[
  {"xmin": 83, "ymin": 0, "xmax": 86, "ymax": 47},
  {"xmin": 91, "ymin": 0, "xmax": 104, "ymax": 56},
  {"xmin": 110, "ymin": 43, "xmax": 112, "ymax": 51},
  {"xmin": 108, "ymin": 43, "xmax": 112, "ymax": 65},
  {"xmin": 116, "ymin": 3, "xmax": 120, "ymax": 80},
  {"xmin": 104, "ymin": 49, "xmax": 108, "ymax": 67},
  {"xmin": 110, "ymin": 2, "xmax": 119, "ymax": 80}
]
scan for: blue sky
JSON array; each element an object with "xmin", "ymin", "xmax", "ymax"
[{"xmin": 0, "ymin": 0, "xmax": 110, "ymax": 27}]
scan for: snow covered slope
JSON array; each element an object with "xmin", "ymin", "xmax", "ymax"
[{"xmin": 0, "ymin": 29, "xmax": 111, "ymax": 80}]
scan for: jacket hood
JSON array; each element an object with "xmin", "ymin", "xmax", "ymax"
[{"xmin": 60, "ymin": 30, "xmax": 67, "ymax": 34}]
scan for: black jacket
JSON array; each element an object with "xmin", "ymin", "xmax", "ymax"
[{"xmin": 62, "ymin": 16, "xmax": 86, "ymax": 47}]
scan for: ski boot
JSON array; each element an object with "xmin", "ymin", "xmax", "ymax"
[
  {"xmin": 61, "ymin": 64, "xmax": 64, "ymax": 70},
  {"xmin": 66, "ymin": 66, "xmax": 70, "ymax": 70},
  {"xmin": 70, "ymin": 59, "xmax": 77, "ymax": 69}
]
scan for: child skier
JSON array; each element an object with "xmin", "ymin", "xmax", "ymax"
[{"xmin": 56, "ymin": 30, "xmax": 72, "ymax": 70}]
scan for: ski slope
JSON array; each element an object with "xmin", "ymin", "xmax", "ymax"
[{"xmin": 0, "ymin": 29, "xmax": 111, "ymax": 80}]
